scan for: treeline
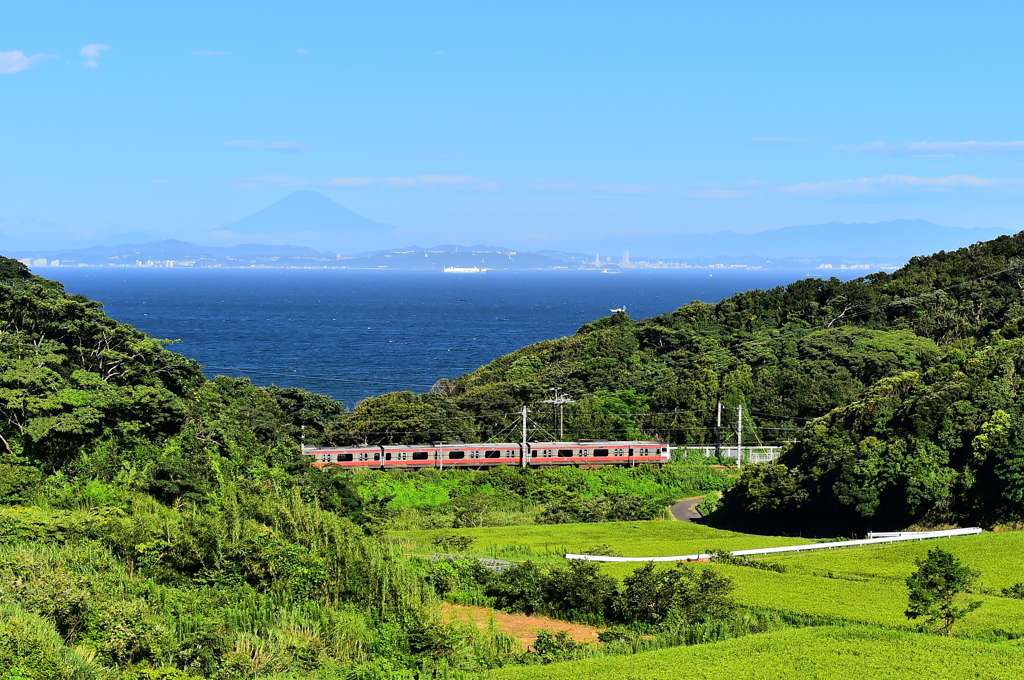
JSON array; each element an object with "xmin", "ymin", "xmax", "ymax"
[
  {"xmin": 0, "ymin": 256, "xmax": 739, "ymax": 678},
  {"xmin": 299, "ymin": 232, "xmax": 1024, "ymax": 533}
]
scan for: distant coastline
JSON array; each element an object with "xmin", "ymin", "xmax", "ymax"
[{"xmin": 6, "ymin": 240, "xmax": 902, "ymax": 273}]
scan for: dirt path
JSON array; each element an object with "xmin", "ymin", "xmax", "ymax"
[
  {"xmin": 442, "ymin": 603, "xmax": 603, "ymax": 647},
  {"xmin": 671, "ymin": 496, "xmax": 703, "ymax": 521}
]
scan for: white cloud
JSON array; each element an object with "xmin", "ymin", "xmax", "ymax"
[
  {"xmin": 330, "ymin": 177, "xmax": 378, "ymax": 187},
  {"xmin": 222, "ymin": 140, "xmax": 313, "ymax": 152},
  {"xmin": 522, "ymin": 179, "xmax": 654, "ymax": 195},
  {"xmin": 853, "ymin": 141, "xmax": 1024, "ymax": 156},
  {"xmin": 295, "ymin": 48, "xmax": 310, "ymax": 54},
  {"xmin": 192, "ymin": 50, "xmax": 229, "ymax": 56},
  {"xmin": 781, "ymin": 174, "xmax": 1024, "ymax": 196},
  {"xmin": 237, "ymin": 175, "xmax": 310, "ymax": 188},
  {"xmin": 747, "ymin": 137, "xmax": 813, "ymax": 147},
  {"xmin": 329, "ymin": 174, "xmax": 488, "ymax": 188},
  {"xmin": 417, "ymin": 174, "xmax": 483, "ymax": 185},
  {"xmin": 680, "ymin": 189, "xmax": 753, "ymax": 198},
  {"xmin": 0, "ymin": 49, "xmax": 56, "ymax": 74},
  {"xmin": 80, "ymin": 44, "xmax": 110, "ymax": 69}
]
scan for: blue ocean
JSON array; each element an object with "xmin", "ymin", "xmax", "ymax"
[{"xmin": 51, "ymin": 268, "xmax": 860, "ymax": 407}]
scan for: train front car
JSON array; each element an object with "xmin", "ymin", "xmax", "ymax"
[
  {"xmin": 303, "ymin": 445, "xmax": 382, "ymax": 468},
  {"xmin": 629, "ymin": 441, "xmax": 672, "ymax": 464}
]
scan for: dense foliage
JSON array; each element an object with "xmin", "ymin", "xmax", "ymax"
[
  {"xmin": 304, "ymin": 232, "xmax": 1024, "ymax": 533},
  {"xmin": 0, "ymin": 262, "xmax": 521, "ymax": 678},
  {"xmin": 423, "ymin": 557, "xmax": 735, "ymax": 631},
  {"xmin": 349, "ymin": 458, "xmax": 735, "ymax": 530}
]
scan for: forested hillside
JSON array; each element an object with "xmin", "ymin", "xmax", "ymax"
[
  {"xmin": 328, "ymin": 232, "xmax": 1024, "ymax": 533},
  {"xmin": 4, "ymin": 228, "xmax": 1024, "ymax": 677},
  {"xmin": 0, "ymin": 257, "xmax": 512, "ymax": 678}
]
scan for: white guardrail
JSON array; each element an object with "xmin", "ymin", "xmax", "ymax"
[{"xmin": 565, "ymin": 527, "xmax": 983, "ymax": 562}]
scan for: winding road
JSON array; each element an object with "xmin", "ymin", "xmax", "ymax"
[{"xmin": 670, "ymin": 497, "xmax": 703, "ymax": 522}]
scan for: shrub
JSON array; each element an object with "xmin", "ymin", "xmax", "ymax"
[
  {"xmin": 492, "ymin": 561, "xmax": 546, "ymax": 615},
  {"xmin": 531, "ymin": 630, "xmax": 587, "ymax": 664},
  {"xmin": 616, "ymin": 562, "xmax": 735, "ymax": 627},
  {"xmin": 0, "ymin": 604, "xmax": 100, "ymax": 680}
]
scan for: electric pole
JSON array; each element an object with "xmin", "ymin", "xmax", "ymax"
[
  {"xmin": 715, "ymin": 402, "xmax": 722, "ymax": 460},
  {"xmin": 521, "ymin": 406, "xmax": 530, "ymax": 468},
  {"xmin": 736, "ymin": 405, "xmax": 743, "ymax": 469},
  {"xmin": 543, "ymin": 388, "xmax": 574, "ymax": 440}
]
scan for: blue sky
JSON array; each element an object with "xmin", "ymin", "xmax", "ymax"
[{"xmin": 3, "ymin": 1, "xmax": 1024, "ymax": 249}]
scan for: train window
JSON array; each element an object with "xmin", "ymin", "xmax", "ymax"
[
  {"xmin": 338, "ymin": 454, "xmax": 354, "ymax": 462},
  {"xmin": 559, "ymin": 449, "xmax": 573, "ymax": 457},
  {"xmin": 374, "ymin": 453, "xmax": 380, "ymax": 461},
  {"xmin": 531, "ymin": 450, "xmax": 537, "ymax": 458},
  {"xmin": 412, "ymin": 451, "xmax": 429, "ymax": 460},
  {"xmin": 593, "ymin": 449, "xmax": 609, "ymax": 457},
  {"xmin": 385, "ymin": 452, "xmax": 392, "ymax": 461},
  {"xmin": 448, "ymin": 451, "xmax": 465, "ymax": 460},
  {"xmin": 485, "ymin": 450, "xmax": 502, "ymax": 459}
]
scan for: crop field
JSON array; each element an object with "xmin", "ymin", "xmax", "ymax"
[
  {"xmin": 589, "ymin": 534, "xmax": 1024, "ymax": 637},
  {"xmin": 401, "ymin": 521, "xmax": 1024, "ymax": 637},
  {"xmin": 770, "ymin": 531, "xmax": 1024, "ymax": 591},
  {"xmin": 396, "ymin": 520, "xmax": 814, "ymax": 563},
  {"xmin": 484, "ymin": 626, "xmax": 1024, "ymax": 680},
  {"xmin": 601, "ymin": 561, "xmax": 1024, "ymax": 637}
]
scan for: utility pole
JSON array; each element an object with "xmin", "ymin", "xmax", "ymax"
[
  {"xmin": 736, "ymin": 405, "xmax": 743, "ymax": 469},
  {"xmin": 715, "ymin": 402, "xmax": 722, "ymax": 460},
  {"xmin": 521, "ymin": 406, "xmax": 530, "ymax": 468},
  {"xmin": 543, "ymin": 388, "xmax": 574, "ymax": 440}
]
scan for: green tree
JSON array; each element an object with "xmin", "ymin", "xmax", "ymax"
[
  {"xmin": 493, "ymin": 561, "xmax": 546, "ymax": 615},
  {"xmin": 905, "ymin": 547, "xmax": 981, "ymax": 635},
  {"xmin": 616, "ymin": 562, "xmax": 735, "ymax": 626}
]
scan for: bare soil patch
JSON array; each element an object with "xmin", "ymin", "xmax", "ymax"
[{"xmin": 442, "ymin": 603, "xmax": 603, "ymax": 647}]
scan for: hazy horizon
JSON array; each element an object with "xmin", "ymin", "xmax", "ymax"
[{"xmin": 5, "ymin": 3, "xmax": 1024, "ymax": 251}]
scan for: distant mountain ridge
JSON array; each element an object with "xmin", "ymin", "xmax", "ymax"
[
  {"xmin": 580, "ymin": 219, "xmax": 1017, "ymax": 261},
  {"xmin": 212, "ymin": 191, "xmax": 398, "ymax": 250},
  {"xmin": 2, "ymin": 190, "xmax": 1016, "ymax": 262}
]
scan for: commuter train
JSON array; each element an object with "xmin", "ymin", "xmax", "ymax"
[{"xmin": 302, "ymin": 439, "xmax": 671, "ymax": 469}]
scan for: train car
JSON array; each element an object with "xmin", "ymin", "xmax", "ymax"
[
  {"xmin": 306, "ymin": 445, "xmax": 381, "ymax": 467},
  {"xmin": 527, "ymin": 440, "xmax": 670, "ymax": 466},
  {"xmin": 301, "ymin": 439, "xmax": 669, "ymax": 469},
  {"xmin": 378, "ymin": 442, "xmax": 525, "ymax": 468}
]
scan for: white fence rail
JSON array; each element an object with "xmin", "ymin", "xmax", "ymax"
[
  {"xmin": 678, "ymin": 446, "xmax": 782, "ymax": 463},
  {"xmin": 566, "ymin": 527, "xmax": 983, "ymax": 562}
]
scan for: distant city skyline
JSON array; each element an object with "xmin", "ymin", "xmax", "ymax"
[{"xmin": 4, "ymin": 2, "xmax": 1024, "ymax": 250}]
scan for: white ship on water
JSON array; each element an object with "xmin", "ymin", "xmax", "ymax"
[{"xmin": 442, "ymin": 266, "xmax": 487, "ymax": 274}]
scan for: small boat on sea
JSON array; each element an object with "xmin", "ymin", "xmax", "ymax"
[{"xmin": 442, "ymin": 266, "xmax": 487, "ymax": 274}]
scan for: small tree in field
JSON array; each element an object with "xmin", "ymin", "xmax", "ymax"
[{"xmin": 905, "ymin": 547, "xmax": 981, "ymax": 635}]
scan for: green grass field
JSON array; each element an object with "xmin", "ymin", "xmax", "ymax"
[
  {"xmin": 396, "ymin": 520, "xmax": 814, "ymax": 563},
  {"xmin": 484, "ymin": 626, "xmax": 1024, "ymax": 679},
  {"xmin": 398, "ymin": 521, "xmax": 1024, "ymax": 637},
  {"xmin": 770, "ymin": 531, "xmax": 1024, "ymax": 591}
]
